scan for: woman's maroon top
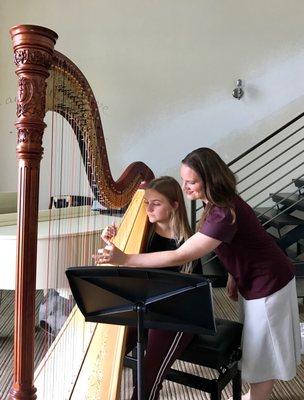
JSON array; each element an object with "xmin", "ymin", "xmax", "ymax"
[{"xmin": 199, "ymin": 195, "xmax": 294, "ymax": 300}]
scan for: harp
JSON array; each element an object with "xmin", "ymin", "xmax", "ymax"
[{"xmin": 9, "ymin": 25, "xmax": 154, "ymax": 400}]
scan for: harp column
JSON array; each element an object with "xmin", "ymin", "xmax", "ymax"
[{"xmin": 9, "ymin": 25, "xmax": 58, "ymax": 400}]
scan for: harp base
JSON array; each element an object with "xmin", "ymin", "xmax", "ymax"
[{"xmin": 9, "ymin": 385, "xmax": 37, "ymax": 400}]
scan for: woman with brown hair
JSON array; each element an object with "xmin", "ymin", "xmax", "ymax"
[{"xmin": 98, "ymin": 148, "xmax": 301, "ymax": 400}]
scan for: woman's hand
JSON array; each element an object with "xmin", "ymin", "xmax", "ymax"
[
  {"xmin": 226, "ymin": 273, "xmax": 238, "ymax": 301},
  {"xmin": 93, "ymin": 243, "xmax": 127, "ymax": 266},
  {"xmin": 101, "ymin": 223, "xmax": 117, "ymax": 244}
]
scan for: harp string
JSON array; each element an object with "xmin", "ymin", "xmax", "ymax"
[{"xmin": 35, "ymin": 60, "xmax": 119, "ymax": 397}]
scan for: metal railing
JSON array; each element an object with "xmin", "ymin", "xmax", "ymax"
[
  {"xmin": 191, "ymin": 112, "xmax": 304, "ymax": 230},
  {"xmin": 191, "ymin": 112, "xmax": 304, "ymax": 270}
]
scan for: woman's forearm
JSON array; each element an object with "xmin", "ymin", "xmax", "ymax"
[
  {"xmin": 124, "ymin": 249, "xmax": 187, "ymax": 268},
  {"xmin": 99, "ymin": 232, "xmax": 221, "ymax": 268},
  {"xmin": 123, "ymin": 232, "xmax": 220, "ymax": 268}
]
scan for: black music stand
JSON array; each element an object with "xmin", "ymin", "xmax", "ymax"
[{"xmin": 65, "ymin": 267, "xmax": 216, "ymax": 400}]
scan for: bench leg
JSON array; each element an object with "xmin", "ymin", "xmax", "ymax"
[
  {"xmin": 210, "ymin": 388, "xmax": 221, "ymax": 400},
  {"xmin": 131, "ymin": 348, "xmax": 137, "ymax": 388},
  {"xmin": 232, "ymin": 369, "xmax": 242, "ymax": 400}
]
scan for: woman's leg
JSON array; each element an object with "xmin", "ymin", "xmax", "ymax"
[
  {"xmin": 248, "ymin": 380, "xmax": 275, "ymax": 400},
  {"xmin": 229, "ymin": 380, "xmax": 275, "ymax": 400}
]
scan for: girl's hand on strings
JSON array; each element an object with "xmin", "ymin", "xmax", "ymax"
[
  {"xmin": 95, "ymin": 222, "xmax": 120, "ymax": 266},
  {"xmin": 93, "ymin": 243, "xmax": 126, "ymax": 266},
  {"xmin": 101, "ymin": 222, "xmax": 117, "ymax": 244}
]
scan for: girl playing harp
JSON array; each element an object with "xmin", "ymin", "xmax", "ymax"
[{"xmin": 100, "ymin": 176, "xmax": 200, "ymax": 400}]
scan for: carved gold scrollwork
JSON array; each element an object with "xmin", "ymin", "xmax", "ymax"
[
  {"xmin": 14, "ymin": 49, "xmax": 53, "ymax": 68},
  {"xmin": 17, "ymin": 127, "xmax": 44, "ymax": 145},
  {"xmin": 17, "ymin": 76, "xmax": 46, "ymax": 119}
]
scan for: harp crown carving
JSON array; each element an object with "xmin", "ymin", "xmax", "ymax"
[{"xmin": 14, "ymin": 48, "xmax": 53, "ymax": 68}]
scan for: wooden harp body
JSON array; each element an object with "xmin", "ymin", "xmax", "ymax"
[{"xmin": 9, "ymin": 24, "xmax": 153, "ymax": 400}]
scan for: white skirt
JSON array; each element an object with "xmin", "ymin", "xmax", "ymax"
[{"xmin": 239, "ymin": 278, "xmax": 302, "ymax": 383}]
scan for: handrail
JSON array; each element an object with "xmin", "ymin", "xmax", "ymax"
[
  {"xmin": 251, "ymin": 171, "xmax": 304, "ymax": 210},
  {"xmin": 255, "ymin": 182, "xmax": 304, "ymax": 223},
  {"xmin": 240, "ymin": 155, "xmax": 304, "ymax": 200},
  {"xmin": 191, "ymin": 111, "xmax": 304, "ymax": 231},
  {"xmin": 193, "ymin": 175, "xmax": 304, "ymax": 227},
  {"xmin": 227, "ymin": 111, "xmax": 304, "ymax": 167},
  {"xmin": 236, "ymin": 128, "xmax": 304, "ymax": 178}
]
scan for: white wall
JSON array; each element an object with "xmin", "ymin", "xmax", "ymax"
[{"xmin": 1, "ymin": 0, "xmax": 304, "ymax": 202}]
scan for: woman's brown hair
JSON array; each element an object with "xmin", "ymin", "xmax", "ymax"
[{"xmin": 182, "ymin": 147, "xmax": 237, "ymax": 224}]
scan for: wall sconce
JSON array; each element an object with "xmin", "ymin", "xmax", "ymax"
[{"xmin": 232, "ymin": 79, "xmax": 244, "ymax": 100}]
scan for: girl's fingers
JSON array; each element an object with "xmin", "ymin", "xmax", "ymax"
[
  {"xmin": 92, "ymin": 254, "xmax": 111, "ymax": 265},
  {"xmin": 101, "ymin": 223, "xmax": 118, "ymax": 243},
  {"xmin": 93, "ymin": 244, "xmax": 114, "ymax": 265},
  {"xmin": 103, "ymin": 243, "xmax": 114, "ymax": 256}
]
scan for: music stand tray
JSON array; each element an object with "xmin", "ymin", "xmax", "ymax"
[{"xmin": 66, "ymin": 267, "xmax": 216, "ymax": 400}]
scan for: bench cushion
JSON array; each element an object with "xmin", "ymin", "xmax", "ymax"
[{"xmin": 179, "ymin": 318, "xmax": 243, "ymax": 369}]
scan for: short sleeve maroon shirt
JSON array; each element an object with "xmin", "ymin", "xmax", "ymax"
[{"xmin": 199, "ymin": 195, "xmax": 294, "ymax": 300}]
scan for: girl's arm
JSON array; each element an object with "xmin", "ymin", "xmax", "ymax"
[{"xmin": 96, "ymin": 232, "xmax": 221, "ymax": 268}]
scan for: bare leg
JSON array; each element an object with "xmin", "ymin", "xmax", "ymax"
[
  {"xmin": 228, "ymin": 380, "xmax": 275, "ymax": 400},
  {"xmin": 248, "ymin": 380, "xmax": 275, "ymax": 400}
]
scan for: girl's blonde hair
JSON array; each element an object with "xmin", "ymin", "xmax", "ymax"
[{"xmin": 146, "ymin": 176, "xmax": 193, "ymax": 273}]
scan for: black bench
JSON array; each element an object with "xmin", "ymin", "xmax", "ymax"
[{"xmin": 124, "ymin": 318, "xmax": 243, "ymax": 400}]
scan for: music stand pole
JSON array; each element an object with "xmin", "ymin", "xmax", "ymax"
[{"xmin": 134, "ymin": 302, "xmax": 146, "ymax": 400}]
